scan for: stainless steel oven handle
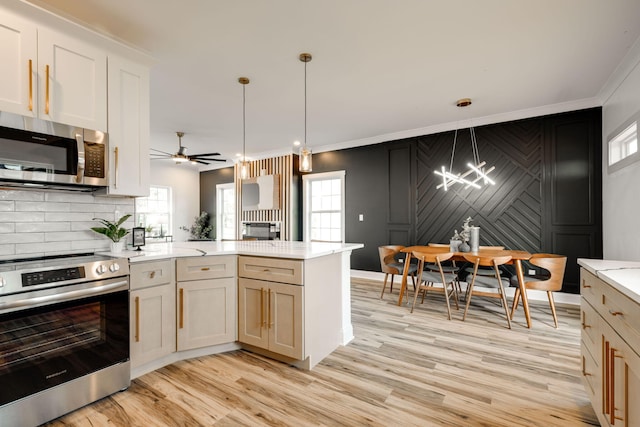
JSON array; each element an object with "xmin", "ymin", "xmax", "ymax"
[{"xmin": 0, "ymin": 280, "xmax": 128, "ymax": 311}]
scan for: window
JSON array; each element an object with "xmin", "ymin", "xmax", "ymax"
[
  {"xmin": 608, "ymin": 119, "xmax": 639, "ymax": 173},
  {"xmin": 216, "ymin": 183, "xmax": 236, "ymax": 240},
  {"xmin": 135, "ymin": 186, "xmax": 172, "ymax": 238},
  {"xmin": 303, "ymin": 171, "xmax": 345, "ymax": 243}
]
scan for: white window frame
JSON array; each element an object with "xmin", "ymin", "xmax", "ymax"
[
  {"xmin": 216, "ymin": 182, "xmax": 236, "ymax": 241},
  {"xmin": 135, "ymin": 185, "xmax": 172, "ymax": 238},
  {"xmin": 302, "ymin": 170, "xmax": 346, "ymax": 243},
  {"xmin": 608, "ymin": 112, "xmax": 640, "ymax": 174}
]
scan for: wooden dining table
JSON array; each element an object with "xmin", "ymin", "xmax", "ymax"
[{"xmin": 397, "ymin": 246, "xmax": 534, "ymax": 328}]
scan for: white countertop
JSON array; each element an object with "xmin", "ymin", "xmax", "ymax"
[
  {"xmin": 101, "ymin": 240, "xmax": 364, "ymax": 263},
  {"xmin": 578, "ymin": 258, "xmax": 640, "ymax": 303}
]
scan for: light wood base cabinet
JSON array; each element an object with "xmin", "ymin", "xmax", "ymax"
[
  {"xmin": 238, "ymin": 278, "xmax": 303, "ymax": 360},
  {"xmin": 176, "ymin": 256, "xmax": 237, "ymax": 351},
  {"xmin": 130, "ymin": 260, "xmax": 176, "ymax": 369},
  {"xmin": 581, "ymin": 268, "xmax": 640, "ymax": 426}
]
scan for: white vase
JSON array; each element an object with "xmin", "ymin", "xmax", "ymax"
[{"xmin": 110, "ymin": 240, "xmax": 124, "ymax": 253}]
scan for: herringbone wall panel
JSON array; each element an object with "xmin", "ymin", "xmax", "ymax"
[{"xmin": 415, "ymin": 119, "xmax": 545, "ymax": 253}]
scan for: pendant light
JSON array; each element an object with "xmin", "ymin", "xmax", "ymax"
[
  {"xmin": 433, "ymin": 98, "xmax": 496, "ymax": 191},
  {"xmin": 299, "ymin": 53, "xmax": 312, "ymax": 172},
  {"xmin": 239, "ymin": 77, "xmax": 250, "ymax": 179}
]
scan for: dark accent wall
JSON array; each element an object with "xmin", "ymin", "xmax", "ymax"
[
  {"xmin": 310, "ymin": 108, "xmax": 602, "ymax": 293},
  {"xmin": 200, "ymin": 166, "xmax": 235, "ymax": 233}
]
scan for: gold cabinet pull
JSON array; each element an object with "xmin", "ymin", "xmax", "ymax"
[
  {"xmin": 581, "ymin": 312, "xmax": 591, "ymax": 329},
  {"xmin": 179, "ymin": 288, "xmax": 184, "ymax": 329},
  {"xmin": 581, "ymin": 356, "xmax": 591, "ymax": 377},
  {"xmin": 28, "ymin": 59, "xmax": 33, "ymax": 111},
  {"xmin": 149, "ymin": 271, "xmax": 156, "ymax": 279},
  {"xmin": 45, "ymin": 64, "xmax": 50, "ymax": 114},
  {"xmin": 201, "ymin": 267, "xmax": 210, "ymax": 271},
  {"xmin": 260, "ymin": 287, "xmax": 265, "ymax": 327},
  {"xmin": 268, "ymin": 289, "xmax": 274, "ymax": 328},
  {"xmin": 609, "ymin": 310, "xmax": 623, "ymax": 317},
  {"xmin": 134, "ymin": 296, "xmax": 140, "ymax": 342},
  {"xmin": 114, "ymin": 147, "xmax": 119, "ymax": 188}
]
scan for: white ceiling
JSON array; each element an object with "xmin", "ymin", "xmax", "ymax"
[{"xmin": 26, "ymin": 0, "xmax": 640, "ymax": 170}]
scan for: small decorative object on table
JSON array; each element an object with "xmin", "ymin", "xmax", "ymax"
[
  {"xmin": 90, "ymin": 214, "xmax": 131, "ymax": 253},
  {"xmin": 132, "ymin": 227, "xmax": 145, "ymax": 251},
  {"xmin": 456, "ymin": 217, "xmax": 475, "ymax": 252},
  {"xmin": 450, "ymin": 230, "xmax": 462, "ymax": 252}
]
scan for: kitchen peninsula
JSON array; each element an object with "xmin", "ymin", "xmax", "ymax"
[{"xmin": 118, "ymin": 240, "xmax": 363, "ymax": 377}]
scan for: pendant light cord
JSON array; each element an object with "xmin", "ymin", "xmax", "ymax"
[
  {"xmin": 304, "ymin": 59, "xmax": 307, "ymax": 149},
  {"xmin": 242, "ymin": 83, "xmax": 246, "ymax": 161}
]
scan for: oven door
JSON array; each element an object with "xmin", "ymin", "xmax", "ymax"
[{"xmin": 0, "ymin": 277, "xmax": 129, "ymax": 406}]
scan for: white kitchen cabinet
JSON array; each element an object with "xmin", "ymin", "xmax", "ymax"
[
  {"xmin": 0, "ymin": 8, "xmax": 107, "ymax": 131},
  {"xmin": 581, "ymin": 269, "xmax": 640, "ymax": 426},
  {"xmin": 104, "ymin": 54, "xmax": 150, "ymax": 196},
  {"xmin": 130, "ymin": 260, "xmax": 176, "ymax": 369},
  {"xmin": 0, "ymin": 10, "xmax": 37, "ymax": 117},
  {"xmin": 176, "ymin": 256, "xmax": 237, "ymax": 351}
]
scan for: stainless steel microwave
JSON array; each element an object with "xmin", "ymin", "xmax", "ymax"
[{"xmin": 0, "ymin": 112, "xmax": 108, "ymax": 189}]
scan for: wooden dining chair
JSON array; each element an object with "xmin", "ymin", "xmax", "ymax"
[
  {"xmin": 411, "ymin": 249, "xmax": 459, "ymax": 319},
  {"xmin": 427, "ymin": 242, "xmax": 462, "ymax": 294},
  {"xmin": 462, "ymin": 253, "xmax": 513, "ymax": 329},
  {"xmin": 378, "ymin": 245, "xmax": 417, "ymax": 300},
  {"xmin": 510, "ymin": 253, "xmax": 567, "ymax": 328}
]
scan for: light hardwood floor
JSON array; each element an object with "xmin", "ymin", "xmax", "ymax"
[{"xmin": 44, "ymin": 278, "xmax": 598, "ymax": 427}]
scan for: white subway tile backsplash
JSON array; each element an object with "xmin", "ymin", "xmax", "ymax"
[
  {"xmin": 0, "ymin": 190, "xmax": 44, "ymax": 201},
  {"xmin": 0, "ymin": 189, "xmax": 135, "ymax": 258},
  {"xmin": 0, "ymin": 201, "xmax": 14, "ymax": 211},
  {"xmin": 16, "ymin": 222, "xmax": 70, "ymax": 233},
  {"xmin": 0, "ymin": 212, "xmax": 45, "ymax": 222},
  {"xmin": 16, "ymin": 201, "xmax": 71, "ymax": 212}
]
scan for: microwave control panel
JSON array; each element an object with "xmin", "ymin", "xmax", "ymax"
[{"xmin": 84, "ymin": 142, "xmax": 106, "ymax": 178}]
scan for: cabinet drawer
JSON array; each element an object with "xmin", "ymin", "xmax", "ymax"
[
  {"xmin": 238, "ymin": 256, "xmax": 303, "ymax": 285},
  {"xmin": 176, "ymin": 255, "xmax": 236, "ymax": 281},
  {"xmin": 130, "ymin": 260, "xmax": 174, "ymax": 290},
  {"xmin": 580, "ymin": 341, "xmax": 600, "ymax": 404},
  {"xmin": 599, "ymin": 280, "xmax": 640, "ymax": 351},
  {"xmin": 580, "ymin": 269, "xmax": 601, "ymax": 309},
  {"xmin": 580, "ymin": 298, "xmax": 600, "ymax": 353}
]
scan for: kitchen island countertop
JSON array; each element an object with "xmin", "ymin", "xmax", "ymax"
[
  {"xmin": 102, "ymin": 240, "xmax": 364, "ymax": 263},
  {"xmin": 577, "ymin": 258, "xmax": 640, "ymax": 304}
]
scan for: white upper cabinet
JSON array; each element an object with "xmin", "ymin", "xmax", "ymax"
[
  {"xmin": 38, "ymin": 28, "xmax": 107, "ymax": 132},
  {"xmin": 0, "ymin": 8, "xmax": 107, "ymax": 131},
  {"xmin": 105, "ymin": 54, "xmax": 150, "ymax": 196},
  {"xmin": 0, "ymin": 11, "xmax": 37, "ymax": 117}
]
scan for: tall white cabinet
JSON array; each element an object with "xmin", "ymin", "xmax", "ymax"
[{"xmin": 105, "ymin": 55, "xmax": 150, "ymax": 196}]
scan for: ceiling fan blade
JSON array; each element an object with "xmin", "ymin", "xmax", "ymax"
[
  {"xmin": 196, "ymin": 158, "xmax": 226, "ymax": 162},
  {"xmin": 191, "ymin": 152, "xmax": 221, "ymax": 157},
  {"xmin": 150, "ymin": 148, "xmax": 175, "ymax": 156},
  {"xmin": 194, "ymin": 160, "xmax": 210, "ymax": 165}
]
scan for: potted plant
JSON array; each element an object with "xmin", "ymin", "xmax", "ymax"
[
  {"xmin": 181, "ymin": 211, "xmax": 213, "ymax": 241},
  {"xmin": 91, "ymin": 214, "xmax": 132, "ymax": 252}
]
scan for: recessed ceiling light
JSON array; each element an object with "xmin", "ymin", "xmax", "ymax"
[
  {"xmin": 235, "ymin": 152, "xmax": 242, "ymax": 157},
  {"xmin": 293, "ymin": 140, "xmax": 301, "ymax": 146}
]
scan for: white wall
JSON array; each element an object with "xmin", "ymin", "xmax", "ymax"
[
  {"xmin": 149, "ymin": 161, "xmax": 200, "ymax": 242},
  {"xmin": 601, "ymin": 39, "xmax": 640, "ymax": 261}
]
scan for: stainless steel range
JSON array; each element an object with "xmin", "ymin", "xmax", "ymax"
[{"xmin": 0, "ymin": 253, "xmax": 130, "ymax": 427}]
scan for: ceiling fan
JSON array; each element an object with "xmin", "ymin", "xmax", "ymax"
[{"xmin": 151, "ymin": 132, "xmax": 226, "ymax": 165}]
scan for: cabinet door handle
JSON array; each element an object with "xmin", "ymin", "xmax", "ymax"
[
  {"xmin": 201, "ymin": 267, "xmax": 210, "ymax": 271},
  {"xmin": 260, "ymin": 287, "xmax": 265, "ymax": 327},
  {"xmin": 581, "ymin": 312, "xmax": 591, "ymax": 329},
  {"xmin": 179, "ymin": 288, "xmax": 184, "ymax": 329},
  {"xmin": 268, "ymin": 289, "xmax": 273, "ymax": 328},
  {"xmin": 609, "ymin": 310, "xmax": 623, "ymax": 317},
  {"xmin": 28, "ymin": 59, "xmax": 33, "ymax": 111},
  {"xmin": 581, "ymin": 356, "xmax": 591, "ymax": 377},
  {"xmin": 114, "ymin": 147, "xmax": 119, "ymax": 189},
  {"xmin": 134, "ymin": 296, "xmax": 140, "ymax": 342},
  {"xmin": 45, "ymin": 64, "xmax": 50, "ymax": 115},
  {"xmin": 149, "ymin": 271, "xmax": 156, "ymax": 279}
]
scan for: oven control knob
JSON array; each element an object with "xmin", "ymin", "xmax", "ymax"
[
  {"xmin": 109, "ymin": 263, "xmax": 120, "ymax": 273},
  {"xmin": 96, "ymin": 264, "xmax": 108, "ymax": 275}
]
